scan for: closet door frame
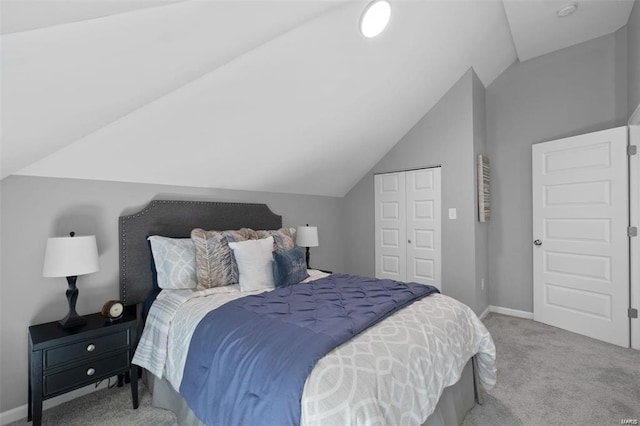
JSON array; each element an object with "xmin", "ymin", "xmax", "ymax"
[{"xmin": 374, "ymin": 166, "xmax": 442, "ymax": 288}]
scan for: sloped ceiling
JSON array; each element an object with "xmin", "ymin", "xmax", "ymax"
[
  {"xmin": 0, "ymin": 0, "xmax": 187, "ymax": 34},
  {"xmin": 0, "ymin": 0, "xmax": 632, "ymax": 196}
]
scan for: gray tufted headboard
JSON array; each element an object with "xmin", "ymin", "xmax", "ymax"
[{"xmin": 119, "ymin": 200, "xmax": 282, "ymax": 306}]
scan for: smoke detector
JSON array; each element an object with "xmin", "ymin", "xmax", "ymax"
[{"xmin": 556, "ymin": 2, "xmax": 578, "ymax": 18}]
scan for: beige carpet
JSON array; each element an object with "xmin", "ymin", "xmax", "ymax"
[
  {"xmin": 463, "ymin": 313, "xmax": 640, "ymax": 426},
  {"xmin": 7, "ymin": 385, "xmax": 177, "ymax": 426},
  {"xmin": 9, "ymin": 313, "xmax": 640, "ymax": 425}
]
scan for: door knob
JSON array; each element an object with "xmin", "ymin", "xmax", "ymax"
[{"xmin": 533, "ymin": 239, "xmax": 542, "ymax": 246}]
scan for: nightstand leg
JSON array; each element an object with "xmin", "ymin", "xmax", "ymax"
[
  {"xmin": 28, "ymin": 350, "xmax": 32, "ymax": 422},
  {"xmin": 28, "ymin": 390, "xmax": 32, "ymax": 422},
  {"xmin": 32, "ymin": 397, "xmax": 42, "ymax": 426},
  {"xmin": 130, "ymin": 365, "xmax": 139, "ymax": 409},
  {"xmin": 30, "ymin": 350, "xmax": 43, "ymax": 425}
]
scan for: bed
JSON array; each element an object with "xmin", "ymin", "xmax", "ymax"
[{"xmin": 119, "ymin": 200, "xmax": 496, "ymax": 426}]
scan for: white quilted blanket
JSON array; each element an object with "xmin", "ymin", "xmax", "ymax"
[{"xmin": 133, "ymin": 273, "xmax": 496, "ymax": 426}]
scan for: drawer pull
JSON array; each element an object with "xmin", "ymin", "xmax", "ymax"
[
  {"xmin": 86, "ymin": 344, "xmax": 95, "ymax": 352},
  {"xmin": 86, "ymin": 368, "xmax": 95, "ymax": 376}
]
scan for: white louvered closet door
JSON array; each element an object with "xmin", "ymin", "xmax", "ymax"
[{"xmin": 375, "ymin": 168, "xmax": 442, "ymax": 288}]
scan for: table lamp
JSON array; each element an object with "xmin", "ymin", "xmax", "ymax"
[
  {"xmin": 43, "ymin": 232, "xmax": 99, "ymax": 328},
  {"xmin": 296, "ymin": 224, "xmax": 318, "ymax": 268}
]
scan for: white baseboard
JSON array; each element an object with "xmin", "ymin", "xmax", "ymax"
[
  {"xmin": 488, "ymin": 305, "xmax": 534, "ymax": 320},
  {"xmin": 478, "ymin": 305, "xmax": 491, "ymax": 320},
  {"xmin": 0, "ymin": 379, "xmax": 111, "ymax": 425}
]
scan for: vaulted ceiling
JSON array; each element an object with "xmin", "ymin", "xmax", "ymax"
[{"xmin": 1, "ymin": 0, "xmax": 634, "ymax": 196}]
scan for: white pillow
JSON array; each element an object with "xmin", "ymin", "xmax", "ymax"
[
  {"xmin": 228, "ymin": 236, "xmax": 275, "ymax": 292},
  {"xmin": 148, "ymin": 236, "xmax": 197, "ymax": 290}
]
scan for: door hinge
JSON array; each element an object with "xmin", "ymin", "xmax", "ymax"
[
  {"xmin": 630, "ymin": 308, "xmax": 639, "ymax": 319},
  {"xmin": 628, "ymin": 145, "xmax": 638, "ymax": 156},
  {"xmin": 629, "ymin": 226, "xmax": 638, "ymax": 237}
]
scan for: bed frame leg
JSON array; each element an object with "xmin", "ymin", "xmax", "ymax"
[{"xmin": 472, "ymin": 355, "xmax": 484, "ymax": 406}]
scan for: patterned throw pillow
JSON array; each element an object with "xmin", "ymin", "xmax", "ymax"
[
  {"xmin": 239, "ymin": 228, "xmax": 259, "ymax": 240},
  {"xmin": 147, "ymin": 236, "xmax": 197, "ymax": 290},
  {"xmin": 272, "ymin": 246, "xmax": 309, "ymax": 288},
  {"xmin": 191, "ymin": 228, "xmax": 249, "ymax": 289},
  {"xmin": 233, "ymin": 228, "xmax": 259, "ymax": 240},
  {"xmin": 256, "ymin": 228, "xmax": 295, "ymax": 252}
]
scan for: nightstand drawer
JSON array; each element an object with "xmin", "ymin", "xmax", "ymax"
[
  {"xmin": 44, "ymin": 351, "xmax": 129, "ymax": 396},
  {"xmin": 45, "ymin": 330, "xmax": 129, "ymax": 368}
]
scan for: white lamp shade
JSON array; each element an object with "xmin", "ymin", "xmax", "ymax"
[
  {"xmin": 296, "ymin": 226, "xmax": 319, "ymax": 248},
  {"xmin": 43, "ymin": 235, "xmax": 99, "ymax": 277}
]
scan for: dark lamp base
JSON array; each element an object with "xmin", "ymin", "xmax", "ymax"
[
  {"xmin": 59, "ymin": 313, "xmax": 87, "ymax": 329},
  {"xmin": 58, "ymin": 275, "xmax": 86, "ymax": 329}
]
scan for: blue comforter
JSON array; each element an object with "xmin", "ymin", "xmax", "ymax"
[{"xmin": 179, "ymin": 273, "xmax": 439, "ymax": 426}]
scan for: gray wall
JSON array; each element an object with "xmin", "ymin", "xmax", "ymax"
[
  {"xmin": 0, "ymin": 175, "xmax": 345, "ymax": 412},
  {"xmin": 343, "ymin": 69, "xmax": 488, "ymax": 314},
  {"xmin": 486, "ymin": 33, "xmax": 628, "ymax": 312},
  {"xmin": 629, "ymin": 0, "xmax": 640, "ymax": 117},
  {"xmin": 615, "ymin": 26, "xmax": 628, "ymax": 122},
  {"xmin": 472, "ymin": 71, "xmax": 490, "ymax": 313}
]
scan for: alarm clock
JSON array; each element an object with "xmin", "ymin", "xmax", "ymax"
[{"xmin": 101, "ymin": 300, "xmax": 124, "ymax": 321}]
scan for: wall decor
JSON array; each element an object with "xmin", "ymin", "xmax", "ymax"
[{"xmin": 477, "ymin": 155, "xmax": 490, "ymax": 222}]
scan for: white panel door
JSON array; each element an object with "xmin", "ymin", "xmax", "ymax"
[
  {"xmin": 406, "ymin": 168, "xmax": 442, "ymax": 289},
  {"xmin": 375, "ymin": 172, "xmax": 407, "ymax": 281},
  {"xmin": 532, "ymin": 126, "xmax": 629, "ymax": 347}
]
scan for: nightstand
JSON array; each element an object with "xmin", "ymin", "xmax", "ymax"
[{"xmin": 28, "ymin": 312, "xmax": 138, "ymax": 425}]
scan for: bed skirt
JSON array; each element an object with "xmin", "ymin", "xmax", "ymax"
[{"xmin": 144, "ymin": 357, "xmax": 476, "ymax": 426}]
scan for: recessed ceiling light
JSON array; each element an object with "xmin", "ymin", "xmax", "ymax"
[
  {"xmin": 556, "ymin": 2, "xmax": 578, "ymax": 18},
  {"xmin": 360, "ymin": 0, "xmax": 391, "ymax": 38}
]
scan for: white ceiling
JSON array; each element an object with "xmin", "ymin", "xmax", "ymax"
[
  {"xmin": 0, "ymin": 0, "xmax": 634, "ymax": 196},
  {"xmin": 0, "ymin": 0, "xmax": 187, "ymax": 34},
  {"xmin": 503, "ymin": 0, "xmax": 634, "ymax": 61}
]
